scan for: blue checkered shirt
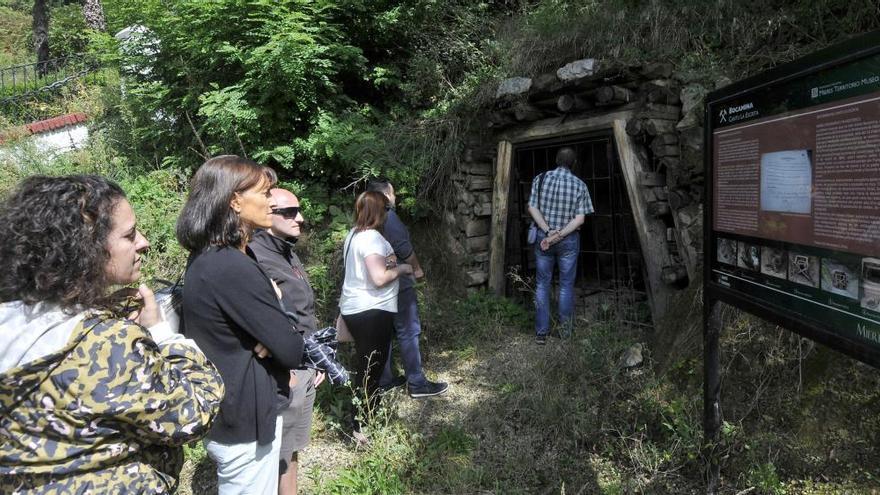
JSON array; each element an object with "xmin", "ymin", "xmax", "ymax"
[{"xmin": 529, "ymin": 167, "xmax": 593, "ymax": 231}]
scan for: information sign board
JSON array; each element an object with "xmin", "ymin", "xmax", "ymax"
[{"xmin": 705, "ymin": 31, "xmax": 880, "ymax": 366}]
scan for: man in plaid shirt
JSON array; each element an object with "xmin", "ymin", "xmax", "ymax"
[{"xmin": 527, "ymin": 147, "xmax": 594, "ymax": 344}]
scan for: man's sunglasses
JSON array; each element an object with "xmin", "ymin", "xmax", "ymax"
[{"xmin": 271, "ymin": 206, "xmax": 300, "ymax": 219}]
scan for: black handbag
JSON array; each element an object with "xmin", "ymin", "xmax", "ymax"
[{"xmin": 527, "ymin": 172, "xmax": 547, "ymax": 244}]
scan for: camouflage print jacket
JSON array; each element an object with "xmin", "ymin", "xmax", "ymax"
[{"xmin": 0, "ymin": 304, "xmax": 225, "ymax": 494}]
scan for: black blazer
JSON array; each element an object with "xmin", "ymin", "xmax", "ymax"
[{"xmin": 182, "ymin": 245, "xmax": 304, "ymax": 445}]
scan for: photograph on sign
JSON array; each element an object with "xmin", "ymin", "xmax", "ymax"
[
  {"xmin": 821, "ymin": 258, "xmax": 860, "ymax": 300},
  {"xmin": 717, "ymin": 237, "xmax": 737, "ymax": 265},
  {"xmin": 787, "ymin": 251, "xmax": 820, "ymax": 288},
  {"xmin": 736, "ymin": 241, "xmax": 760, "ymax": 272},
  {"xmin": 759, "ymin": 149, "xmax": 812, "ymax": 215},
  {"xmin": 862, "ymin": 258, "xmax": 880, "ymax": 311},
  {"xmin": 760, "ymin": 247, "xmax": 787, "ymax": 279}
]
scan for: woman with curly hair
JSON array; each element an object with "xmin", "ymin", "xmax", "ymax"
[
  {"xmin": 0, "ymin": 175, "xmax": 225, "ymax": 494},
  {"xmin": 177, "ymin": 155, "xmax": 304, "ymax": 495}
]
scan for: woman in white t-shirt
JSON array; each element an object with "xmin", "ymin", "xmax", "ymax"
[{"xmin": 340, "ymin": 191, "xmax": 412, "ymax": 416}]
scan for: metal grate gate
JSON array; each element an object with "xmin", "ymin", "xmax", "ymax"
[{"xmin": 504, "ymin": 133, "xmax": 652, "ymax": 327}]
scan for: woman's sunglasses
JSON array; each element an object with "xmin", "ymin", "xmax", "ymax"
[{"xmin": 271, "ymin": 206, "xmax": 300, "ymax": 219}]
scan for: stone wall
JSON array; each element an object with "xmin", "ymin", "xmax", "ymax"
[
  {"xmin": 445, "ymin": 58, "xmax": 726, "ymax": 295},
  {"xmin": 444, "ymin": 139, "xmax": 496, "ymax": 287}
]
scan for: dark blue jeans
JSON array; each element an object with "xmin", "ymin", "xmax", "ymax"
[
  {"xmin": 379, "ymin": 286, "xmax": 428, "ymax": 387},
  {"xmin": 535, "ymin": 232, "xmax": 579, "ymax": 336}
]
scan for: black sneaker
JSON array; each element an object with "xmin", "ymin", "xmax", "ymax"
[
  {"xmin": 535, "ymin": 335, "xmax": 547, "ymax": 345},
  {"xmin": 407, "ymin": 380, "xmax": 449, "ymax": 399},
  {"xmin": 378, "ymin": 375, "xmax": 406, "ymax": 393}
]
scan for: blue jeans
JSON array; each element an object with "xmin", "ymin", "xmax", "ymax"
[
  {"xmin": 535, "ymin": 232, "xmax": 580, "ymax": 336},
  {"xmin": 379, "ymin": 286, "xmax": 428, "ymax": 387}
]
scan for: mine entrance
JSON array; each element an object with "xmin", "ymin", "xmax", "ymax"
[{"xmin": 504, "ymin": 132, "xmax": 652, "ymax": 327}]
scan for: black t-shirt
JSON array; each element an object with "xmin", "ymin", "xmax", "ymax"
[{"xmin": 182, "ymin": 245, "xmax": 304, "ymax": 445}]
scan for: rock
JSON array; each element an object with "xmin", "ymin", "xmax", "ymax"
[
  {"xmin": 640, "ymin": 171, "xmax": 666, "ymax": 187},
  {"xmin": 677, "ymin": 204, "xmax": 701, "ymax": 226},
  {"xmin": 676, "ymin": 112, "xmax": 702, "ymax": 130},
  {"xmin": 648, "ymin": 201, "xmax": 671, "ymax": 217},
  {"xmin": 466, "ymin": 270, "xmax": 489, "ymax": 286},
  {"xmin": 496, "ymin": 77, "xmax": 532, "ymax": 99},
  {"xmin": 473, "ymin": 202, "xmax": 492, "ymax": 217},
  {"xmin": 679, "ymin": 126, "xmax": 703, "ymax": 151},
  {"xmin": 465, "ymin": 219, "xmax": 490, "ymax": 237},
  {"xmin": 643, "ymin": 79, "xmax": 681, "ymax": 105},
  {"xmin": 652, "ymin": 133, "xmax": 678, "ymax": 146},
  {"xmin": 468, "ymin": 175, "xmax": 492, "ymax": 191},
  {"xmin": 462, "ymin": 162, "xmax": 493, "ymax": 176},
  {"xmin": 472, "ymin": 252, "xmax": 489, "ymax": 263},
  {"xmin": 680, "ymin": 84, "xmax": 708, "ymax": 116},
  {"xmin": 661, "ymin": 265, "xmax": 688, "ymax": 284},
  {"xmin": 530, "ymin": 72, "xmax": 562, "ymax": 96},
  {"xmin": 557, "ymin": 58, "xmax": 596, "ymax": 82},
  {"xmin": 466, "ymin": 235, "xmax": 490, "ymax": 252},
  {"xmin": 667, "ymin": 189, "xmax": 691, "ymax": 210},
  {"xmin": 645, "ymin": 119, "xmax": 676, "ymax": 136},
  {"xmin": 640, "ymin": 62, "xmax": 673, "ymax": 79},
  {"xmin": 625, "ymin": 117, "xmax": 644, "ymax": 136},
  {"xmin": 672, "ymin": 69, "xmax": 703, "ymax": 84},
  {"xmin": 653, "ymin": 186, "xmax": 668, "ymax": 201},
  {"xmin": 463, "ymin": 147, "xmax": 494, "ymax": 164},
  {"xmin": 639, "ymin": 103, "xmax": 681, "ymax": 120},
  {"xmin": 651, "ymin": 143, "xmax": 680, "ymax": 158},
  {"xmin": 715, "ymin": 76, "xmax": 733, "ymax": 89},
  {"xmin": 620, "ymin": 343, "xmax": 644, "ymax": 368}
]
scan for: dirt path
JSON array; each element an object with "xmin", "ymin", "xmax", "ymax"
[{"xmin": 176, "ymin": 323, "xmax": 550, "ymax": 494}]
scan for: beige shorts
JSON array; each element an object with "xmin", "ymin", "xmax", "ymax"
[{"xmin": 279, "ymin": 368, "xmax": 317, "ymax": 474}]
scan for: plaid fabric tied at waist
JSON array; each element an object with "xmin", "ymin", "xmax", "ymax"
[{"xmin": 302, "ymin": 326, "xmax": 349, "ymax": 385}]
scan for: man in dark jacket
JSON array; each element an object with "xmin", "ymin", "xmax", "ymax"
[
  {"xmin": 249, "ymin": 187, "xmax": 325, "ymax": 495},
  {"xmin": 368, "ymin": 179, "xmax": 448, "ymax": 398}
]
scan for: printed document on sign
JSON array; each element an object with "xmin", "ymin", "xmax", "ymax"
[{"xmin": 760, "ymin": 149, "xmax": 813, "ymax": 214}]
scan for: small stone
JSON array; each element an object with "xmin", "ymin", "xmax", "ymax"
[
  {"xmin": 496, "ymin": 77, "xmax": 532, "ymax": 99},
  {"xmin": 677, "ymin": 204, "xmax": 701, "ymax": 226},
  {"xmin": 557, "ymin": 58, "xmax": 596, "ymax": 82},
  {"xmin": 676, "ymin": 112, "xmax": 701, "ymax": 131},
  {"xmin": 715, "ymin": 76, "xmax": 733, "ymax": 89},
  {"xmin": 465, "ymin": 219, "xmax": 490, "ymax": 237},
  {"xmin": 466, "ymin": 270, "xmax": 488, "ymax": 286},
  {"xmin": 680, "ymin": 84, "xmax": 708, "ymax": 115},
  {"xmin": 466, "ymin": 235, "xmax": 490, "ymax": 252},
  {"xmin": 620, "ymin": 343, "xmax": 644, "ymax": 368}
]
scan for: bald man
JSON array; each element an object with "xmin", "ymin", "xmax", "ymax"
[{"xmin": 249, "ymin": 187, "xmax": 325, "ymax": 495}]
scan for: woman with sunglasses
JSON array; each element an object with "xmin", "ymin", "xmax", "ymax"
[
  {"xmin": 177, "ymin": 155, "xmax": 304, "ymax": 495},
  {"xmin": 0, "ymin": 175, "xmax": 224, "ymax": 493},
  {"xmin": 339, "ymin": 191, "xmax": 412, "ymax": 426}
]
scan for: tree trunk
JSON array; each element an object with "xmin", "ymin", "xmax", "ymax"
[
  {"xmin": 556, "ymin": 94, "xmax": 589, "ymax": 113},
  {"xmin": 513, "ymin": 102, "xmax": 544, "ymax": 122},
  {"xmin": 82, "ymin": 0, "xmax": 107, "ymax": 31},
  {"xmin": 33, "ymin": 0, "xmax": 50, "ymax": 76},
  {"xmin": 596, "ymin": 85, "xmax": 634, "ymax": 105}
]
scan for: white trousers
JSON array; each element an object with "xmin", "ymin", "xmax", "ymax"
[{"xmin": 205, "ymin": 415, "xmax": 283, "ymax": 495}]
